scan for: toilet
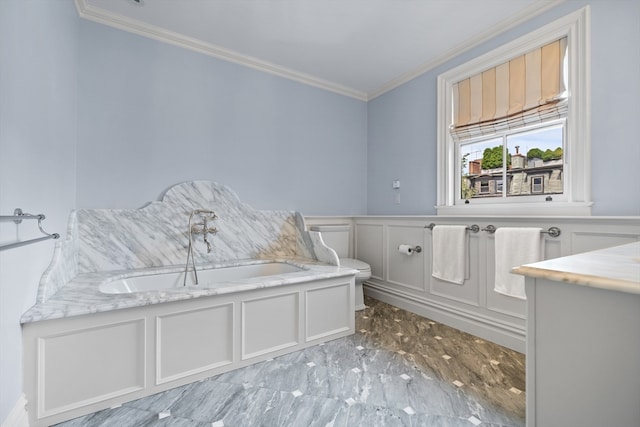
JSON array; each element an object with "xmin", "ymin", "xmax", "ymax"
[{"xmin": 310, "ymin": 224, "xmax": 371, "ymax": 310}]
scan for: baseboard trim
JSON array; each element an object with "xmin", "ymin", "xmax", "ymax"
[
  {"xmin": 2, "ymin": 394, "xmax": 29, "ymax": 427},
  {"xmin": 364, "ymin": 284, "xmax": 526, "ymax": 353}
]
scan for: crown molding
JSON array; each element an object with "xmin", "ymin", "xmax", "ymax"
[
  {"xmin": 74, "ymin": 0, "xmax": 368, "ymax": 101},
  {"xmin": 75, "ymin": 0, "xmax": 565, "ymax": 102},
  {"xmin": 368, "ymin": 0, "xmax": 566, "ymax": 100}
]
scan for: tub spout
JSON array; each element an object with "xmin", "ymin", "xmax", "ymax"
[{"xmin": 204, "ymin": 235, "xmax": 213, "ymax": 253}]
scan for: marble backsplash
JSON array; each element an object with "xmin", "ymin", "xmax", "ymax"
[{"xmin": 36, "ymin": 181, "xmax": 337, "ymax": 303}]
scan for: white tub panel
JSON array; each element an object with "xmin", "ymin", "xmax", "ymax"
[
  {"xmin": 241, "ymin": 293, "xmax": 299, "ymax": 360},
  {"xmin": 156, "ymin": 303, "xmax": 234, "ymax": 384},
  {"xmin": 305, "ymin": 282, "xmax": 352, "ymax": 341},
  {"xmin": 38, "ymin": 319, "xmax": 145, "ymax": 418},
  {"xmin": 24, "ymin": 276, "xmax": 355, "ymax": 427}
]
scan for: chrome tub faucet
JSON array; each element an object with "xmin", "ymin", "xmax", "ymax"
[
  {"xmin": 190, "ymin": 209, "xmax": 218, "ymax": 252},
  {"xmin": 184, "ymin": 209, "xmax": 218, "ymax": 285}
]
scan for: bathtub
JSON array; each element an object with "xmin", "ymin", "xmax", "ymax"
[
  {"xmin": 21, "ymin": 181, "xmax": 354, "ymax": 426},
  {"xmin": 99, "ymin": 262, "xmax": 306, "ymax": 294},
  {"xmin": 22, "ymin": 259, "xmax": 356, "ymax": 427}
]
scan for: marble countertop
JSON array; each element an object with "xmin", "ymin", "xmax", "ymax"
[
  {"xmin": 21, "ymin": 258, "xmax": 356, "ymax": 324},
  {"xmin": 513, "ymin": 241, "xmax": 640, "ymax": 295}
]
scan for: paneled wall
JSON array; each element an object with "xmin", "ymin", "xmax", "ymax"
[{"xmin": 350, "ymin": 216, "xmax": 640, "ymax": 353}]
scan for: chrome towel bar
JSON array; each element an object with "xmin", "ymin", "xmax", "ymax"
[
  {"xmin": 425, "ymin": 223, "xmax": 479, "ymax": 233},
  {"xmin": 0, "ymin": 208, "xmax": 60, "ymax": 251},
  {"xmin": 481, "ymin": 225, "xmax": 561, "ymax": 238}
]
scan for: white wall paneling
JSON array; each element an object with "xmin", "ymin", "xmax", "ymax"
[
  {"xmin": 353, "ymin": 216, "xmax": 640, "ymax": 353},
  {"xmin": 355, "ymin": 223, "xmax": 385, "ymax": 281},
  {"xmin": 429, "ymin": 229, "xmax": 481, "ymax": 307},
  {"xmin": 387, "ymin": 224, "xmax": 426, "ymax": 292},
  {"xmin": 570, "ymin": 231, "xmax": 640, "ymax": 254},
  {"xmin": 304, "ymin": 217, "xmax": 356, "ymax": 258}
]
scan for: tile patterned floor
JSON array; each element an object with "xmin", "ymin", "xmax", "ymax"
[{"xmin": 54, "ymin": 297, "xmax": 525, "ymax": 426}]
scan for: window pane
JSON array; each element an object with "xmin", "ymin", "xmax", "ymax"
[
  {"xmin": 506, "ymin": 126, "xmax": 563, "ymax": 197},
  {"xmin": 531, "ymin": 176, "xmax": 544, "ymax": 193},
  {"xmin": 460, "ymin": 137, "xmax": 503, "ymax": 199}
]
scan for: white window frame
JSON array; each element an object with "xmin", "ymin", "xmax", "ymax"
[{"xmin": 436, "ymin": 6, "xmax": 591, "ymax": 216}]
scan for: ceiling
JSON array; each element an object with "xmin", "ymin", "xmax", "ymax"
[{"xmin": 77, "ymin": 0, "xmax": 562, "ymax": 100}]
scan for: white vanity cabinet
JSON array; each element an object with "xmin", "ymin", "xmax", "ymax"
[{"xmin": 516, "ymin": 242, "xmax": 640, "ymax": 427}]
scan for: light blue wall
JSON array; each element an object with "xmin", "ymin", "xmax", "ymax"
[
  {"xmin": 0, "ymin": 0, "xmax": 78, "ymax": 422},
  {"xmin": 367, "ymin": 0, "xmax": 640, "ymax": 216},
  {"xmin": 2, "ymin": 0, "xmax": 639, "ymax": 423},
  {"xmin": 76, "ymin": 21, "xmax": 368, "ymax": 214}
]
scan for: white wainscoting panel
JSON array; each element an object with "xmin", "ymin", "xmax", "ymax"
[
  {"xmin": 429, "ymin": 231, "xmax": 481, "ymax": 307},
  {"xmin": 38, "ymin": 319, "xmax": 146, "ymax": 418},
  {"xmin": 241, "ymin": 292, "xmax": 299, "ymax": 360},
  {"xmin": 355, "ymin": 223, "xmax": 384, "ymax": 280},
  {"xmin": 306, "ymin": 281, "xmax": 353, "ymax": 341},
  {"xmin": 156, "ymin": 303, "xmax": 234, "ymax": 384},
  {"xmin": 570, "ymin": 231, "xmax": 640, "ymax": 254},
  {"xmin": 387, "ymin": 224, "xmax": 426, "ymax": 291},
  {"xmin": 485, "ymin": 235, "xmax": 523, "ymax": 319},
  {"xmin": 349, "ymin": 215, "xmax": 640, "ymax": 353}
]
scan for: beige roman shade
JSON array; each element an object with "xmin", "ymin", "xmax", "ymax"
[{"xmin": 451, "ymin": 37, "xmax": 568, "ymax": 142}]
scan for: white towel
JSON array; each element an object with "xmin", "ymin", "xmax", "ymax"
[
  {"xmin": 432, "ymin": 225, "xmax": 468, "ymax": 285},
  {"xmin": 494, "ymin": 227, "xmax": 543, "ymax": 299}
]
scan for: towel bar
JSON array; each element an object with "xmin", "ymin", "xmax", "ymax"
[
  {"xmin": 425, "ymin": 223, "xmax": 479, "ymax": 233},
  {"xmin": 0, "ymin": 208, "xmax": 45, "ymax": 224},
  {"xmin": 481, "ymin": 225, "xmax": 561, "ymax": 238},
  {"xmin": 0, "ymin": 208, "xmax": 60, "ymax": 251}
]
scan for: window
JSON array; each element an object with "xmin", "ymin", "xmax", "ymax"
[
  {"xmin": 531, "ymin": 176, "xmax": 544, "ymax": 193},
  {"xmin": 436, "ymin": 7, "xmax": 591, "ymax": 216},
  {"xmin": 461, "ymin": 123, "xmax": 564, "ymax": 200}
]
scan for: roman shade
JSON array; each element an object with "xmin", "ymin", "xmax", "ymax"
[{"xmin": 450, "ymin": 37, "xmax": 567, "ymax": 142}]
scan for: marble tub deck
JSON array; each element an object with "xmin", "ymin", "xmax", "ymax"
[{"xmin": 53, "ymin": 297, "xmax": 525, "ymax": 427}]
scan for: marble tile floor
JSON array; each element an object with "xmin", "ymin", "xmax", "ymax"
[{"xmin": 54, "ymin": 297, "xmax": 525, "ymax": 427}]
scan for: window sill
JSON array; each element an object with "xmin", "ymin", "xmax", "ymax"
[{"xmin": 436, "ymin": 201, "xmax": 593, "ymax": 217}]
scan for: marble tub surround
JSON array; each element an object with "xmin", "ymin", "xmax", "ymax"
[
  {"xmin": 74, "ymin": 181, "xmax": 323, "ymax": 272},
  {"xmin": 35, "ymin": 231, "xmax": 78, "ymax": 303},
  {"xmin": 23, "ymin": 181, "xmax": 345, "ymax": 323},
  {"xmin": 20, "ymin": 259, "xmax": 352, "ymax": 323},
  {"xmin": 53, "ymin": 297, "xmax": 525, "ymax": 427}
]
